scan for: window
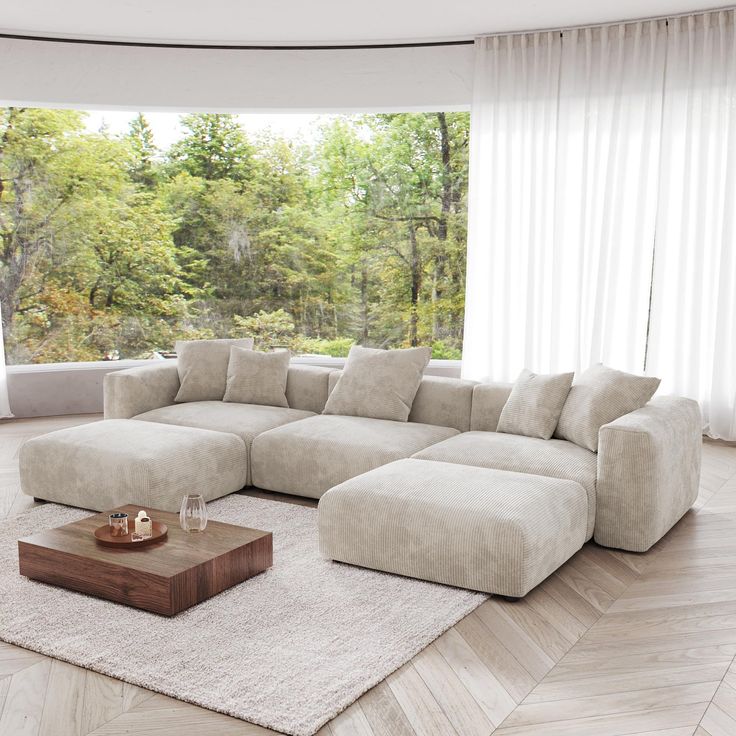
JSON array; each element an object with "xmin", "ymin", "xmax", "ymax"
[{"xmin": 0, "ymin": 108, "xmax": 469, "ymax": 364}]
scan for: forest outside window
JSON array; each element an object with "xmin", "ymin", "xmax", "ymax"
[{"xmin": 0, "ymin": 109, "xmax": 469, "ymax": 364}]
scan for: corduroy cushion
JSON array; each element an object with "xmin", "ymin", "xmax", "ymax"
[
  {"xmin": 319, "ymin": 458, "xmax": 588, "ymax": 597},
  {"xmin": 555, "ymin": 363, "xmax": 661, "ymax": 451},
  {"xmin": 323, "ymin": 345, "xmax": 431, "ymax": 422},
  {"xmin": 224, "ymin": 347, "xmax": 290, "ymax": 408},
  {"xmin": 497, "ymin": 368, "xmax": 574, "ymax": 439},
  {"xmin": 413, "ymin": 430, "xmax": 597, "ymax": 538},
  {"xmin": 174, "ymin": 338, "xmax": 254, "ymax": 403}
]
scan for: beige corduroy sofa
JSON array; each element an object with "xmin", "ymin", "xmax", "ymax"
[{"xmin": 21, "ymin": 359, "xmax": 701, "ymax": 598}]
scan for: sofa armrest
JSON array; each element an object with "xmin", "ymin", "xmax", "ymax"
[
  {"xmin": 103, "ymin": 362, "xmax": 180, "ymax": 419},
  {"xmin": 595, "ymin": 396, "xmax": 702, "ymax": 551}
]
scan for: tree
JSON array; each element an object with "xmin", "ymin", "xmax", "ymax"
[
  {"xmin": 168, "ymin": 114, "xmax": 254, "ymax": 183},
  {"xmin": 314, "ymin": 113, "xmax": 469, "ymax": 349},
  {"xmin": 0, "ymin": 108, "xmax": 120, "ymax": 332},
  {"xmin": 127, "ymin": 113, "xmax": 158, "ymax": 188}
]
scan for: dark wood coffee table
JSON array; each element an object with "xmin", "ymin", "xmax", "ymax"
[{"xmin": 17, "ymin": 504, "xmax": 273, "ymax": 616}]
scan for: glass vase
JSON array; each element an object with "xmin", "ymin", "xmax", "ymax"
[{"xmin": 179, "ymin": 494, "xmax": 208, "ymax": 533}]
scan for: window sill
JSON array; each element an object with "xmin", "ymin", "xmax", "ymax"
[{"xmin": 6, "ymin": 356, "xmax": 462, "ymax": 375}]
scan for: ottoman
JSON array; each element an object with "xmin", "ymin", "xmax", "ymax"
[
  {"xmin": 318, "ymin": 458, "xmax": 589, "ymax": 598},
  {"xmin": 19, "ymin": 419, "xmax": 248, "ymax": 512}
]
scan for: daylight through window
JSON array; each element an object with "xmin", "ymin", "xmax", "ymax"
[{"xmin": 0, "ymin": 109, "xmax": 469, "ymax": 364}]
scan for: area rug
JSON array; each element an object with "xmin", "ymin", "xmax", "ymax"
[{"xmin": 0, "ymin": 496, "xmax": 487, "ymax": 735}]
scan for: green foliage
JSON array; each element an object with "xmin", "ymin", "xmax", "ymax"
[
  {"xmin": 296, "ymin": 337, "xmax": 355, "ymax": 357},
  {"xmin": 0, "ymin": 107, "xmax": 469, "ymax": 364},
  {"xmin": 168, "ymin": 114, "xmax": 254, "ymax": 182},
  {"xmin": 431, "ymin": 341, "xmax": 462, "ymax": 360},
  {"xmin": 232, "ymin": 309, "xmax": 295, "ymax": 350},
  {"xmin": 127, "ymin": 113, "xmax": 158, "ymax": 187}
]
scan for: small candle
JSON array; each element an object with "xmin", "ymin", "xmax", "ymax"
[{"xmin": 134, "ymin": 510, "xmax": 153, "ymax": 539}]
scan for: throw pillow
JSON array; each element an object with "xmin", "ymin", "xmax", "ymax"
[
  {"xmin": 497, "ymin": 368, "xmax": 574, "ymax": 440},
  {"xmin": 223, "ymin": 347, "xmax": 290, "ymax": 407},
  {"xmin": 174, "ymin": 338, "xmax": 254, "ymax": 403},
  {"xmin": 323, "ymin": 345, "xmax": 431, "ymax": 422},
  {"xmin": 555, "ymin": 363, "xmax": 661, "ymax": 451}
]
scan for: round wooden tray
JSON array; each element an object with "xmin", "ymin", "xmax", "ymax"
[{"xmin": 94, "ymin": 521, "xmax": 168, "ymax": 548}]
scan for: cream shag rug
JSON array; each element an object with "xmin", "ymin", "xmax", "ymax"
[{"xmin": 0, "ymin": 496, "xmax": 487, "ymax": 736}]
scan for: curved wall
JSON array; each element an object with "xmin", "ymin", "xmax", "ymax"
[{"xmin": 0, "ymin": 37, "xmax": 474, "ymax": 111}]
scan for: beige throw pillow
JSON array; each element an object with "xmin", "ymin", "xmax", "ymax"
[
  {"xmin": 323, "ymin": 345, "xmax": 431, "ymax": 422},
  {"xmin": 223, "ymin": 347, "xmax": 290, "ymax": 407},
  {"xmin": 555, "ymin": 363, "xmax": 661, "ymax": 451},
  {"xmin": 497, "ymin": 369, "xmax": 574, "ymax": 440},
  {"xmin": 174, "ymin": 338, "xmax": 254, "ymax": 403}
]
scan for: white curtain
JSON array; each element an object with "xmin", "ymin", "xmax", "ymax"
[
  {"xmin": 645, "ymin": 12, "xmax": 736, "ymax": 439},
  {"xmin": 463, "ymin": 10, "xmax": 736, "ymax": 439},
  {"xmin": 0, "ymin": 307, "xmax": 12, "ymax": 418}
]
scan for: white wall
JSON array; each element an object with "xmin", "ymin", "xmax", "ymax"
[{"xmin": 0, "ymin": 37, "xmax": 474, "ymax": 112}]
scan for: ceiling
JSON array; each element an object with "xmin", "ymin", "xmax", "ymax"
[{"xmin": 0, "ymin": 0, "xmax": 723, "ymax": 45}]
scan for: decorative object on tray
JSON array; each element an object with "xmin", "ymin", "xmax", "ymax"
[
  {"xmin": 108, "ymin": 512, "xmax": 128, "ymax": 537},
  {"xmin": 180, "ymin": 494, "xmax": 207, "ymax": 533},
  {"xmin": 94, "ymin": 520, "xmax": 169, "ymax": 549},
  {"xmin": 133, "ymin": 509, "xmax": 153, "ymax": 540}
]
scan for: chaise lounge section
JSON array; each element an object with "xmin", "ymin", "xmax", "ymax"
[{"xmin": 318, "ymin": 458, "xmax": 589, "ymax": 597}]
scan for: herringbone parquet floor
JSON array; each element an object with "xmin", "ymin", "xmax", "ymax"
[{"xmin": 2, "ymin": 414, "xmax": 736, "ymax": 736}]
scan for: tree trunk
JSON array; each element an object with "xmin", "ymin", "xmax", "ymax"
[
  {"xmin": 409, "ymin": 225, "xmax": 420, "ymax": 347},
  {"xmin": 360, "ymin": 265, "xmax": 369, "ymax": 343},
  {"xmin": 433, "ymin": 112, "xmax": 453, "ymax": 340}
]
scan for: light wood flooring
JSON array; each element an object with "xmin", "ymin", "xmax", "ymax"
[{"xmin": 2, "ymin": 415, "xmax": 736, "ymax": 736}]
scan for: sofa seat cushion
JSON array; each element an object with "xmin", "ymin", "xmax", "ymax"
[
  {"xmin": 134, "ymin": 402, "xmax": 314, "ymax": 485},
  {"xmin": 251, "ymin": 414, "xmax": 459, "ymax": 498},
  {"xmin": 319, "ymin": 459, "xmax": 589, "ymax": 597},
  {"xmin": 413, "ymin": 431, "xmax": 597, "ymax": 538},
  {"xmin": 19, "ymin": 419, "xmax": 248, "ymax": 512}
]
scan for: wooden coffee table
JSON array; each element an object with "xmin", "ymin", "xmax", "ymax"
[{"xmin": 17, "ymin": 504, "xmax": 273, "ymax": 616}]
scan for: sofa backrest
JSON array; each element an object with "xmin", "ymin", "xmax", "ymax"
[
  {"xmin": 285, "ymin": 365, "xmax": 336, "ymax": 413},
  {"xmin": 326, "ymin": 370, "xmax": 475, "ymax": 432},
  {"xmin": 470, "ymin": 382, "xmax": 514, "ymax": 431}
]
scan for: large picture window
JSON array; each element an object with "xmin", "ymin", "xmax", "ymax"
[{"xmin": 0, "ymin": 109, "xmax": 469, "ymax": 364}]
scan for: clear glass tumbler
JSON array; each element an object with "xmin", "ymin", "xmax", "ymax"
[{"xmin": 179, "ymin": 494, "xmax": 208, "ymax": 533}]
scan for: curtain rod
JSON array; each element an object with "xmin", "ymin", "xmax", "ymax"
[
  {"xmin": 475, "ymin": 5, "xmax": 734, "ymax": 39},
  {"xmin": 0, "ymin": 33, "xmax": 473, "ymax": 50},
  {"xmin": 2, "ymin": 6, "xmax": 732, "ymax": 51}
]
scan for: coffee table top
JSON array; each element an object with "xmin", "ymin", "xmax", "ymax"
[{"xmin": 19, "ymin": 504, "xmax": 270, "ymax": 578}]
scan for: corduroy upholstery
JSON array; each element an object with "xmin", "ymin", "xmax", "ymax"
[
  {"xmin": 91, "ymin": 361, "xmax": 703, "ymax": 561},
  {"xmin": 469, "ymin": 382, "xmax": 514, "ymax": 431},
  {"xmin": 413, "ymin": 431, "xmax": 597, "ymax": 538},
  {"xmin": 327, "ymin": 370, "xmax": 476, "ymax": 433},
  {"xmin": 252, "ymin": 414, "xmax": 458, "ymax": 498},
  {"xmin": 104, "ymin": 361, "xmax": 180, "ymax": 419},
  {"xmin": 319, "ymin": 459, "xmax": 588, "ymax": 597},
  {"xmin": 104, "ymin": 362, "xmax": 335, "ymax": 419},
  {"xmin": 595, "ymin": 396, "xmax": 702, "ymax": 551},
  {"xmin": 19, "ymin": 419, "xmax": 247, "ymax": 512},
  {"xmin": 134, "ymin": 402, "xmax": 314, "ymax": 485}
]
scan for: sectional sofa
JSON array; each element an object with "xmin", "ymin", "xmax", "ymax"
[{"xmin": 20, "ymin": 359, "xmax": 702, "ymax": 598}]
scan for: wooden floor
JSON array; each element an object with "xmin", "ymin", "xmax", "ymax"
[{"xmin": 2, "ymin": 416, "xmax": 736, "ymax": 736}]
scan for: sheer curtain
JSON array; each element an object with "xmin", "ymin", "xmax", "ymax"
[
  {"xmin": 645, "ymin": 12, "xmax": 736, "ymax": 439},
  {"xmin": 0, "ymin": 308, "xmax": 12, "ymax": 418},
  {"xmin": 463, "ymin": 10, "xmax": 736, "ymax": 439}
]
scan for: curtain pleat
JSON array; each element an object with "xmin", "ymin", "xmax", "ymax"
[
  {"xmin": 645, "ymin": 10, "xmax": 736, "ymax": 439},
  {"xmin": 463, "ymin": 9, "xmax": 736, "ymax": 439}
]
